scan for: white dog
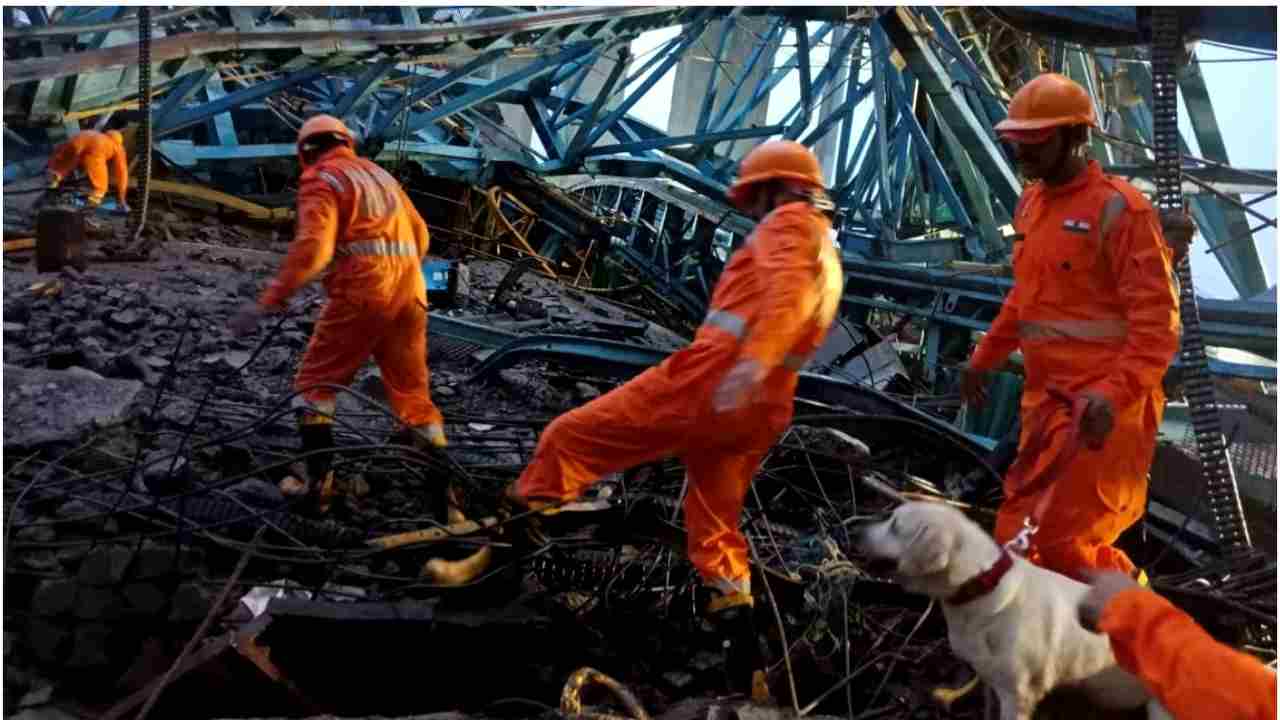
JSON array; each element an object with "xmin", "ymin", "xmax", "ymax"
[{"xmin": 854, "ymin": 501, "xmax": 1169, "ymax": 720}]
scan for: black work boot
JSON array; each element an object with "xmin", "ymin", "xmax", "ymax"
[{"xmin": 708, "ymin": 592, "xmax": 770, "ymax": 701}]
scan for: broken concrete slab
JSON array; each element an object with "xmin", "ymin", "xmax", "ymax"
[{"xmin": 3, "ymin": 365, "xmax": 144, "ymax": 448}]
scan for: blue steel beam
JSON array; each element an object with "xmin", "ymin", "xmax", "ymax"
[
  {"xmin": 152, "ymin": 68, "xmax": 215, "ymax": 126},
  {"xmin": 334, "ymin": 58, "xmax": 397, "ymax": 118},
  {"xmin": 869, "ymin": 26, "xmax": 894, "ymax": 231},
  {"xmin": 705, "ymin": 18, "xmax": 791, "ymax": 134},
  {"xmin": 410, "ymin": 44, "xmax": 597, "ymax": 132},
  {"xmin": 578, "ymin": 11, "xmax": 714, "ymax": 152},
  {"xmin": 710, "ymin": 21, "xmax": 827, "ymax": 137},
  {"xmin": 833, "ymin": 36, "xmax": 866, "ymax": 191},
  {"xmin": 798, "ymin": 81, "xmax": 873, "ymax": 149},
  {"xmin": 523, "ymin": 97, "xmax": 563, "ymax": 160},
  {"xmin": 606, "ymin": 120, "xmax": 660, "ymax": 159},
  {"xmin": 156, "ymin": 63, "xmax": 339, "ymax": 136},
  {"xmin": 565, "ymin": 45, "xmax": 631, "ymax": 160},
  {"xmin": 368, "ymin": 49, "xmax": 508, "ymax": 141},
  {"xmin": 783, "ymin": 26, "xmax": 865, "ymax": 142},
  {"xmin": 785, "ymin": 21, "xmax": 813, "ymax": 141},
  {"xmin": 549, "ymin": 55, "xmax": 596, "ymax": 128},
  {"xmin": 581, "ymin": 124, "xmax": 787, "ymax": 158},
  {"xmin": 921, "ymin": 9, "xmax": 1007, "ymax": 136},
  {"xmin": 878, "ymin": 10, "xmax": 1022, "ymax": 217},
  {"xmin": 835, "ymin": 117, "xmax": 877, "ymax": 206}
]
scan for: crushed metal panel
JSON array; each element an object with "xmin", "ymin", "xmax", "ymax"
[{"xmin": 830, "ymin": 336, "xmax": 906, "ymax": 390}]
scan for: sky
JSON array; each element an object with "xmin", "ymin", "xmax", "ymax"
[{"xmin": 621, "ymin": 25, "xmax": 1276, "ymax": 301}]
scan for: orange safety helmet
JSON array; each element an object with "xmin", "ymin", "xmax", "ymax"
[
  {"xmin": 995, "ymin": 73, "xmax": 1097, "ymax": 144},
  {"xmin": 296, "ymin": 114, "xmax": 355, "ymax": 155},
  {"xmin": 726, "ymin": 140, "xmax": 826, "ymax": 211}
]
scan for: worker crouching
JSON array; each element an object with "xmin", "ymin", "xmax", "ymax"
[
  {"xmin": 232, "ymin": 115, "xmax": 446, "ymax": 499},
  {"xmin": 961, "ymin": 73, "xmax": 1181, "ymax": 582},
  {"xmin": 507, "ymin": 140, "xmax": 845, "ymax": 693},
  {"xmin": 46, "ymin": 129, "xmax": 130, "ymax": 210}
]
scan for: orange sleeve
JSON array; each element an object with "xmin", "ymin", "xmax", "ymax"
[
  {"xmin": 398, "ymin": 187, "xmax": 430, "ymax": 259},
  {"xmin": 111, "ymin": 145, "xmax": 129, "ymax": 205},
  {"xmin": 259, "ymin": 173, "xmax": 340, "ymax": 310},
  {"xmin": 969, "ymin": 275, "xmax": 1023, "ymax": 373},
  {"xmin": 740, "ymin": 208, "xmax": 822, "ymax": 369},
  {"xmin": 1089, "ymin": 207, "xmax": 1180, "ymax": 410},
  {"xmin": 1100, "ymin": 589, "xmax": 1276, "ymax": 720},
  {"xmin": 969, "ymin": 237, "xmax": 1028, "ymax": 373}
]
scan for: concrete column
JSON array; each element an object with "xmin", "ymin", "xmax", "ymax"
[
  {"xmin": 490, "ymin": 57, "xmax": 534, "ymax": 148},
  {"xmin": 668, "ymin": 17, "xmax": 780, "ymax": 160}
]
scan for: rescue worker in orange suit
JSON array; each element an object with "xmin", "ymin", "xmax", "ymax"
[
  {"xmin": 46, "ymin": 129, "xmax": 130, "ymax": 210},
  {"xmin": 961, "ymin": 73, "xmax": 1180, "ymax": 583},
  {"xmin": 1079, "ymin": 571, "xmax": 1277, "ymax": 720},
  {"xmin": 231, "ymin": 115, "xmax": 445, "ymax": 496},
  {"xmin": 507, "ymin": 140, "xmax": 843, "ymax": 692}
]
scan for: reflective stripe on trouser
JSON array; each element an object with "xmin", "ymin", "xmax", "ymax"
[
  {"xmin": 294, "ymin": 293, "xmax": 443, "ymax": 428},
  {"xmin": 1017, "ymin": 319, "xmax": 1128, "ymax": 342},
  {"xmin": 415, "ymin": 424, "xmax": 446, "ymax": 443},
  {"xmin": 515, "ymin": 340, "xmax": 794, "ymax": 592},
  {"xmin": 336, "ymin": 238, "xmax": 418, "ymax": 258},
  {"xmin": 709, "ymin": 575, "xmax": 751, "ymax": 597},
  {"xmin": 703, "ymin": 309, "xmax": 811, "ymax": 371},
  {"xmin": 294, "ymin": 395, "xmax": 336, "ymax": 425}
]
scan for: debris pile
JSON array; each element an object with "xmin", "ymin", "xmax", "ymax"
[{"xmin": 3, "ymin": 137, "xmax": 1275, "ymax": 720}]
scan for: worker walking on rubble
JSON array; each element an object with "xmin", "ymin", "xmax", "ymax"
[
  {"xmin": 45, "ymin": 129, "xmax": 130, "ymax": 211},
  {"xmin": 506, "ymin": 140, "xmax": 844, "ymax": 692},
  {"xmin": 232, "ymin": 114, "xmax": 446, "ymax": 498},
  {"xmin": 1079, "ymin": 571, "xmax": 1277, "ymax": 719},
  {"xmin": 961, "ymin": 73, "xmax": 1181, "ymax": 583}
]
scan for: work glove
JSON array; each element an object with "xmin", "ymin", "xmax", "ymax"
[
  {"xmin": 712, "ymin": 357, "xmax": 766, "ymax": 413},
  {"xmin": 230, "ymin": 302, "xmax": 264, "ymax": 337},
  {"xmin": 1078, "ymin": 392, "xmax": 1115, "ymax": 450},
  {"xmin": 1078, "ymin": 570, "xmax": 1142, "ymax": 633},
  {"xmin": 960, "ymin": 365, "xmax": 989, "ymax": 409}
]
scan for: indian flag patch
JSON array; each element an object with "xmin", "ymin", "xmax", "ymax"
[{"xmin": 1062, "ymin": 218, "xmax": 1092, "ymax": 234}]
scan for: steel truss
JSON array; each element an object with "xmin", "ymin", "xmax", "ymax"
[{"xmin": 4, "ymin": 7, "xmax": 1275, "ymax": 382}]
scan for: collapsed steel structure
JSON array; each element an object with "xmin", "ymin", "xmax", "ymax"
[{"xmin": 5, "ymin": 4, "xmax": 1277, "ymax": 548}]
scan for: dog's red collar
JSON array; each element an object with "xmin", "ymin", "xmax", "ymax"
[{"xmin": 946, "ymin": 550, "xmax": 1014, "ymax": 606}]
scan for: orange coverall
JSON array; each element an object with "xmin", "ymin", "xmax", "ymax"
[
  {"xmin": 1100, "ymin": 589, "xmax": 1277, "ymax": 719},
  {"xmin": 47, "ymin": 130, "xmax": 128, "ymax": 206},
  {"xmin": 516, "ymin": 201, "xmax": 844, "ymax": 594},
  {"xmin": 259, "ymin": 145, "xmax": 442, "ymax": 429},
  {"xmin": 971, "ymin": 160, "xmax": 1180, "ymax": 580}
]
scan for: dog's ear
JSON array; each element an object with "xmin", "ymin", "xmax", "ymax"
[{"xmin": 899, "ymin": 522, "xmax": 954, "ymax": 576}]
